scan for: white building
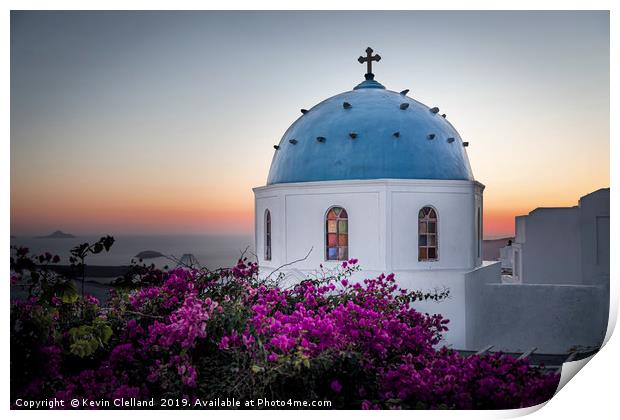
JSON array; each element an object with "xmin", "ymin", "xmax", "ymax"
[
  {"xmin": 470, "ymin": 188, "xmax": 610, "ymax": 353},
  {"xmin": 509, "ymin": 188, "xmax": 610, "ymax": 286},
  {"xmin": 254, "ymin": 48, "xmax": 490, "ymax": 349},
  {"xmin": 499, "ymin": 242, "xmax": 513, "ymax": 273}
]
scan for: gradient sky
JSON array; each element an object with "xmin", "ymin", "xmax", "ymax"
[{"xmin": 10, "ymin": 11, "xmax": 609, "ymax": 237}]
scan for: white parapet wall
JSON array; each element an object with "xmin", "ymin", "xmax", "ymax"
[{"xmin": 466, "ymin": 276, "xmax": 609, "ymax": 353}]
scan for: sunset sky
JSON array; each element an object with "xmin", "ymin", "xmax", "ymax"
[{"xmin": 10, "ymin": 11, "xmax": 609, "ymax": 238}]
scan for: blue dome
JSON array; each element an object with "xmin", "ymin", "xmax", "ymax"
[{"xmin": 266, "ymin": 78, "xmax": 474, "ymax": 185}]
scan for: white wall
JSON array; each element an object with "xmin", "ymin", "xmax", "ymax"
[
  {"xmin": 465, "ymin": 259, "xmax": 608, "ymax": 353},
  {"xmin": 468, "ymin": 283, "xmax": 608, "ymax": 353},
  {"xmin": 579, "ymin": 189, "xmax": 610, "ymax": 286},
  {"xmin": 390, "ymin": 185, "xmax": 479, "ymax": 271},
  {"xmin": 522, "ymin": 208, "xmax": 582, "ymax": 284},
  {"xmin": 512, "ymin": 188, "xmax": 610, "ymax": 286},
  {"xmin": 285, "ymin": 190, "xmax": 384, "ymax": 270},
  {"xmin": 499, "ymin": 245, "xmax": 513, "ymax": 270},
  {"xmin": 515, "ymin": 216, "xmax": 526, "ymax": 243},
  {"xmin": 464, "ymin": 261, "xmax": 502, "ymax": 349},
  {"xmin": 254, "ymin": 194, "xmax": 283, "ymax": 266},
  {"xmin": 254, "ymin": 179, "xmax": 483, "ymax": 275}
]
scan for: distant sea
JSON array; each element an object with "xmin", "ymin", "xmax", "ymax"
[
  {"xmin": 10, "ymin": 234, "xmax": 255, "ymax": 302},
  {"xmin": 10, "ymin": 234, "xmax": 255, "ymax": 270}
]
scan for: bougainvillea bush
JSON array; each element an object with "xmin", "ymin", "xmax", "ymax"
[{"xmin": 10, "ymin": 240, "xmax": 559, "ymax": 409}]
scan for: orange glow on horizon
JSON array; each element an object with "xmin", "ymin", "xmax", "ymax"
[{"xmin": 10, "ymin": 12, "xmax": 609, "ymax": 238}]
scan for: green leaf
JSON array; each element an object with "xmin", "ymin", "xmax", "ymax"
[
  {"xmin": 69, "ymin": 338, "xmax": 99, "ymax": 358},
  {"xmin": 61, "ymin": 288, "xmax": 78, "ymax": 304},
  {"xmin": 100, "ymin": 324, "xmax": 113, "ymax": 344}
]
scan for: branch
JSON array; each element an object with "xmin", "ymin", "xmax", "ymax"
[
  {"xmin": 265, "ymin": 247, "xmax": 313, "ymax": 280},
  {"xmin": 162, "ymin": 254, "xmax": 201, "ymax": 270},
  {"xmin": 238, "ymin": 245, "xmax": 250, "ymax": 261},
  {"xmin": 125, "ymin": 310, "xmax": 164, "ymax": 320},
  {"xmin": 247, "ymin": 250, "xmax": 259, "ymax": 266}
]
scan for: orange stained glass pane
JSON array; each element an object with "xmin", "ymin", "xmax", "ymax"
[
  {"xmin": 338, "ymin": 234, "xmax": 348, "ymax": 246},
  {"xmin": 419, "ymin": 247, "xmax": 428, "ymax": 260},
  {"xmin": 327, "ymin": 220, "xmax": 337, "ymax": 233},
  {"xmin": 328, "ymin": 233, "xmax": 338, "ymax": 247}
]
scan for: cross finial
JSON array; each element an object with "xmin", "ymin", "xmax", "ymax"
[{"xmin": 358, "ymin": 47, "xmax": 381, "ymax": 80}]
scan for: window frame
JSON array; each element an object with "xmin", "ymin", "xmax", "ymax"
[
  {"xmin": 264, "ymin": 209, "xmax": 272, "ymax": 261},
  {"xmin": 325, "ymin": 206, "xmax": 349, "ymax": 261},
  {"xmin": 418, "ymin": 205, "xmax": 439, "ymax": 262}
]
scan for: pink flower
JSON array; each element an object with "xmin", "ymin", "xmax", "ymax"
[
  {"xmin": 10, "ymin": 257, "xmax": 559, "ymax": 409},
  {"xmin": 330, "ymin": 379, "xmax": 343, "ymax": 393},
  {"xmin": 218, "ymin": 336, "xmax": 230, "ymax": 350},
  {"xmin": 10, "ymin": 272, "xmax": 20, "ymax": 284},
  {"xmin": 84, "ymin": 295, "xmax": 99, "ymax": 305}
]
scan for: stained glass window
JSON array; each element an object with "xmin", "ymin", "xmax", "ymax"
[
  {"xmin": 264, "ymin": 209, "xmax": 271, "ymax": 261},
  {"xmin": 326, "ymin": 207, "xmax": 348, "ymax": 261},
  {"xmin": 418, "ymin": 206, "xmax": 438, "ymax": 261}
]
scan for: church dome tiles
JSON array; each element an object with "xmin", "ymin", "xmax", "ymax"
[{"xmin": 267, "ymin": 48, "xmax": 474, "ymax": 185}]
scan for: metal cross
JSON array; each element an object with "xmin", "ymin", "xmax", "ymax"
[{"xmin": 358, "ymin": 47, "xmax": 381, "ymax": 80}]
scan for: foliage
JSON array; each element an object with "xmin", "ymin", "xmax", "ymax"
[
  {"xmin": 10, "ymin": 243, "xmax": 559, "ymax": 409},
  {"xmin": 69, "ymin": 235, "xmax": 115, "ymax": 297}
]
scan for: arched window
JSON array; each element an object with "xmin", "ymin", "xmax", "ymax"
[
  {"xmin": 418, "ymin": 206, "xmax": 438, "ymax": 261},
  {"xmin": 264, "ymin": 209, "xmax": 272, "ymax": 261},
  {"xmin": 326, "ymin": 206, "xmax": 348, "ymax": 261}
]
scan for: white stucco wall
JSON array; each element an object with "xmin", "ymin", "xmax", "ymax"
[
  {"xmin": 512, "ymin": 188, "xmax": 610, "ymax": 286},
  {"xmin": 254, "ymin": 179, "xmax": 483, "ymax": 274},
  {"xmin": 465, "ymin": 259, "xmax": 608, "ymax": 353},
  {"xmin": 468, "ymin": 283, "xmax": 608, "ymax": 353},
  {"xmin": 579, "ymin": 189, "xmax": 610, "ymax": 286},
  {"xmin": 522, "ymin": 207, "xmax": 582, "ymax": 284},
  {"xmin": 499, "ymin": 245, "xmax": 513, "ymax": 270},
  {"xmin": 515, "ymin": 216, "xmax": 527, "ymax": 243}
]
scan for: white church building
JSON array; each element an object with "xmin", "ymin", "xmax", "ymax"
[
  {"xmin": 253, "ymin": 48, "xmax": 491, "ymax": 349},
  {"xmin": 253, "ymin": 48, "xmax": 608, "ymax": 353}
]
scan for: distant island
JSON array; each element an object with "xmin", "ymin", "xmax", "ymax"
[
  {"xmin": 36, "ymin": 230, "xmax": 76, "ymax": 239},
  {"xmin": 135, "ymin": 250, "xmax": 165, "ymax": 259}
]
